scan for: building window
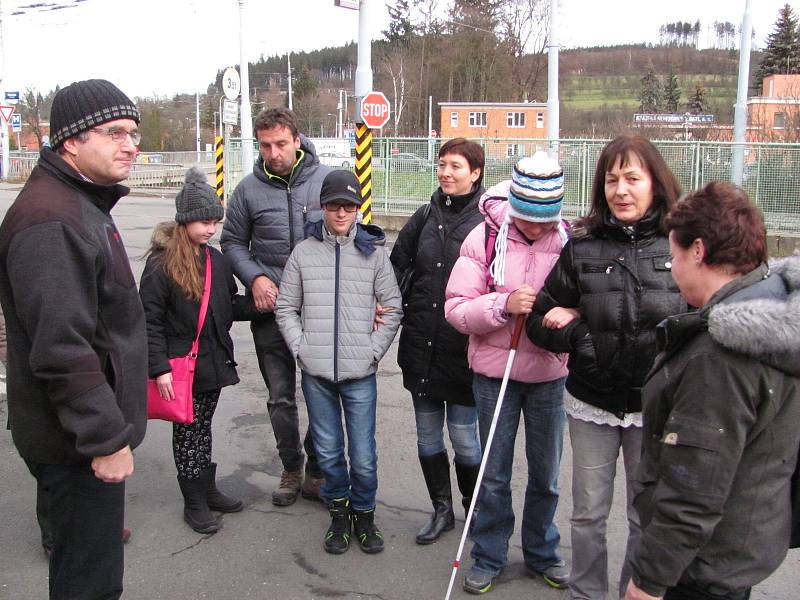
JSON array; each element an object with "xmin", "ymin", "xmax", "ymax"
[
  {"xmin": 469, "ymin": 112, "xmax": 487, "ymax": 127},
  {"xmin": 536, "ymin": 112, "xmax": 544, "ymax": 128},
  {"xmin": 774, "ymin": 112, "xmax": 786, "ymax": 129},
  {"xmin": 507, "ymin": 112, "xmax": 526, "ymax": 128},
  {"xmin": 506, "ymin": 143, "xmax": 525, "ymax": 157},
  {"xmin": 450, "ymin": 112, "xmax": 458, "ymax": 128}
]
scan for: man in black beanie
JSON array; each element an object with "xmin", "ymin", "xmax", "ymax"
[{"xmin": 0, "ymin": 79, "xmax": 147, "ymax": 599}]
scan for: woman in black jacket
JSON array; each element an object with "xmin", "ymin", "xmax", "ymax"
[
  {"xmin": 140, "ymin": 168, "xmax": 247, "ymax": 534},
  {"xmin": 526, "ymin": 135, "xmax": 686, "ymax": 600},
  {"xmin": 390, "ymin": 138, "xmax": 485, "ymax": 545}
]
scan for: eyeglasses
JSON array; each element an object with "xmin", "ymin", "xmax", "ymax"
[
  {"xmin": 324, "ymin": 203, "xmax": 359, "ymax": 213},
  {"xmin": 89, "ymin": 127, "xmax": 141, "ymax": 145}
]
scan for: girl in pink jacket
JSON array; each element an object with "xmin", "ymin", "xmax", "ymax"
[{"xmin": 444, "ymin": 152, "xmax": 570, "ymax": 595}]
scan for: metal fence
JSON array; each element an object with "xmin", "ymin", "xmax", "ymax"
[{"xmin": 7, "ymin": 139, "xmax": 800, "ymax": 234}]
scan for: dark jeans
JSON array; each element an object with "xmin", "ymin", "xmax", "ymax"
[
  {"xmin": 251, "ymin": 314, "xmax": 319, "ymax": 475},
  {"xmin": 470, "ymin": 374, "xmax": 566, "ymax": 576},
  {"xmin": 301, "ymin": 372, "xmax": 378, "ymax": 510},
  {"xmin": 26, "ymin": 461, "xmax": 125, "ymax": 600},
  {"xmin": 665, "ymin": 582, "xmax": 751, "ymax": 600}
]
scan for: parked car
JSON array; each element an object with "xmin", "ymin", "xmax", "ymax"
[
  {"xmin": 319, "ymin": 151, "xmax": 353, "ymax": 169},
  {"xmin": 387, "ymin": 152, "xmax": 432, "ymax": 172}
]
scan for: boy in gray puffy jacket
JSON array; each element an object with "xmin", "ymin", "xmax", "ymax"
[{"xmin": 276, "ymin": 170, "xmax": 402, "ymax": 555}]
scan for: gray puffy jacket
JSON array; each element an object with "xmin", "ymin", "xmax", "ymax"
[
  {"xmin": 221, "ymin": 135, "xmax": 331, "ymax": 288},
  {"xmin": 275, "ymin": 220, "xmax": 403, "ymax": 383}
]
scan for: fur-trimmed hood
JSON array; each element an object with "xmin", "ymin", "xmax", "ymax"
[{"xmin": 707, "ymin": 256, "xmax": 800, "ymax": 377}]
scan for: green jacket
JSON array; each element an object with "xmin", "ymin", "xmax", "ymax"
[{"xmin": 631, "ymin": 258, "xmax": 800, "ymax": 597}]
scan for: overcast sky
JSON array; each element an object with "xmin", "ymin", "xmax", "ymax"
[{"xmin": 0, "ymin": 0, "xmax": 793, "ymax": 99}]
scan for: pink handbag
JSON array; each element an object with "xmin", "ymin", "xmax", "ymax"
[{"xmin": 146, "ymin": 248, "xmax": 212, "ymax": 423}]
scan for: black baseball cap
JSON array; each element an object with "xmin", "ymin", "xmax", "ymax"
[{"xmin": 320, "ymin": 170, "xmax": 361, "ymax": 206}]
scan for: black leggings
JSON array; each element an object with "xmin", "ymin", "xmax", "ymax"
[{"xmin": 172, "ymin": 390, "xmax": 220, "ymax": 480}]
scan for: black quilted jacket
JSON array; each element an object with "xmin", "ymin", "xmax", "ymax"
[{"xmin": 526, "ymin": 211, "xmax": 686, "ymax": 417}]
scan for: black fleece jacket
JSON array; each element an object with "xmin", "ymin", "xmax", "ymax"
[{"xmin": 0, "ymin": 148, "xmax": 148, "ymax": 464}]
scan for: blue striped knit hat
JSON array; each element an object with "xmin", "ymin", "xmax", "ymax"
[{"xmin": 508, "ymin": 151, "xmax": 564, "ymax": 223}]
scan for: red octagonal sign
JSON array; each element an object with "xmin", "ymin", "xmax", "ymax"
[{"xmin": 360, "ymin": 91, "xmax": 391, "ymax": 129}]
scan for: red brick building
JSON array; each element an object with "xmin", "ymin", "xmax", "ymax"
[{"xmin": 438, "ymin": 102, "xmax": 548, "ymax": 158}]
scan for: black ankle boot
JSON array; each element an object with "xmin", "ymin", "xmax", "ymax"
[
  {"xmin": 205, "ymin": 463, "xmax": 243, "ymax": 513},
  {"xmin": 324, "ymin": 498, "xmax": 351, "ymax": 554},
  {"xmin": 455, "ymin": 460, "xmax": 480, "ymax": 519},
  {"xmin": 178, "ymin": 476, "xmax": 221, "ymax": 534},
  {"xmin": 416, "ymin": 451, "xmax": 455, "ymax": 544},
  {"xmin": 352, "ymin": 508, "xmax": 384, "ymax": 554}
]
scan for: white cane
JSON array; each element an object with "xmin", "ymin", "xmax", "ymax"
[{"xmin": 443, "ymin": 314, "xmax": 526, "ymax": 600}]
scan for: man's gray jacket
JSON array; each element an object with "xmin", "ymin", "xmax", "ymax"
[
  {"xmin": 221, "ymin": 135, "xmax": 331, "ymax": 288},
  {"xmin": 275, "ymin": 220, "xmax": 402, "ymax": 383}
]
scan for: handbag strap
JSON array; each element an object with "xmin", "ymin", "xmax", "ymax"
[
  {"xmin": 408, "ymin": 202, "xmax": 432, "ymax": 263},
  {"xmin": 190, "ymin": 247, "xmax": 213, "ymax": 356}
]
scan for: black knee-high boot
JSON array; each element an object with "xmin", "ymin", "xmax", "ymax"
[
  {"xmin": 416, "ymin": 451, "xmax": 455, "ymax": 544},
  {"xmin": 454, "ymin": 460, "xmax": 480, "ymax": 517}
]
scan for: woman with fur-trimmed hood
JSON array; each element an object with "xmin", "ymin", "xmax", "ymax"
[
  {"xmin": 140, "ymin": 168, "xmax": 250, "ymax": 535},
  {"xmin": 626, "ymin": 182, "xmax": 800, "ymax": 600}
]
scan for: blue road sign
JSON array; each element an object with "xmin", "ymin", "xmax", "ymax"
[
  {"xmin": 5, "ymin": 91, "xmax": 20, "ymax": 102},
  {"xmin": 11, "ymin": 113, "xmax": 22, "ymax": 132}
]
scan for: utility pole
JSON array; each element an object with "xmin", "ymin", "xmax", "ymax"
[
  {"xmin": 0, "ymin": 0, "xmax": 10, "ymax": 180},
  {"xmin": 546, "ymin": 0, "xmax": 560, "ymax": 158},
  {"xmin": 731, "ymin": 0, "xmax": 752, "ymax": 186},
  {"xmin": 287, "ymin": 53, "xmax": 293, "ymax": 111},
  {"xmin": 195, "ymin": 91, "xmax": 201, "ymax": 163},
  {"xmin": 238, "ymin": 0, "xmax": 254, "ymax": 169}
]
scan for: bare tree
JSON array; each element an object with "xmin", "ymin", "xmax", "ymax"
[{"xmin": 497, "ymin": 0, "xmax": 550, "ymax": 102}]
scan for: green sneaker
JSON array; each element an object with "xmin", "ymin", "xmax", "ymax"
[
  {"xmin": 351, "ymin": 508, "xmax": 384, "ymax": 554},
  {"xmin": 323, "ymin": 498, "xmax": 351, "ymax": 555}
]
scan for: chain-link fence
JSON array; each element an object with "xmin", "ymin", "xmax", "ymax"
[{"xmin": 8, "ymin": 139, "xmax": 800, "ymax": 234}]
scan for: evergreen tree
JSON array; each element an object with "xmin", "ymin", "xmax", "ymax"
[
  {"xmin": 755, "ymin": 4, "xmax": 800, "ymax": 90},
  {"xmin": 687, "ymin": 81, "xmax": 708, "ymax": 114},
  {"xmin": 663, "ymin": 66, "xmax": 681, "ymax": 112},
  {"xmin": 638, "ymin": 62, "xmax": 663, "ymax": 113},
  {"xmin": 384, "ymin": 0, "xmax": 414, "ymax": 46}
]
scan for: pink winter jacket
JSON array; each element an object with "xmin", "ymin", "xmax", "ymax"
[{"xmin": 444, "ymin": 181, "xmax": 568, "ymax": 383}]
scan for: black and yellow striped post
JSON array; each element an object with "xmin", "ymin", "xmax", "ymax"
[
  {"xmin": 215, "ymin": 135, "xmax": 224, "ymax": 203},
  {"xmin": 355, "ymin": 123, "xmax": 373, "ymax": 224}
]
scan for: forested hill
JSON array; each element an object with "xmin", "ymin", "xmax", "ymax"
[{"xmin": 211, "ymin": 43, "xmax": 756, "ymax": 139}]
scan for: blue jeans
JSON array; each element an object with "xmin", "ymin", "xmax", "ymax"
[
  {"xmin": 470, "ymin": 374, "xmax": 567, "ymax": 576},
  {"xmin": 412, "ymin": 395, "xmax": 481, "ymax": 465},
  {"xmin": 301, "ymin": 372, "xmax": 378, "ymax": 511}
]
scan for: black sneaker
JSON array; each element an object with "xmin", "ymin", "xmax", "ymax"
[
  {"xmin": 351, "ymin": 509, "xmax": 384, "ymax": 554},
  {"xmin": 324, "ymin": 498, "xmax": 351, "ymax": 555}
]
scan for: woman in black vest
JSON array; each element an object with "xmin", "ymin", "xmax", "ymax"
[{"xmin": 390, "ymin": 138, "xmax": 485, "ymax": 545}]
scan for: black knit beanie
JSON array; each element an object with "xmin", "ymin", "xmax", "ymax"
[
  {"xmin": 49, "ymin": 79, "xmax": 140, "ymax": 149},
  {"xmin": 175, "ymin": 167, "xmax": 224, "ymax": 223}
]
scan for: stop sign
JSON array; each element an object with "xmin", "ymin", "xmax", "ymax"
[{"xmin": 360, "ymin": 91, "xmax": 391, "ymax": 129}]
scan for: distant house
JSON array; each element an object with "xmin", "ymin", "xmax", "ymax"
[
  {"xmin": 438, "ymin": 102, "xmax": 548, "ymax": 158},
  {"xmin": 747, "ymin": 74, "xmax": 800, "ymax": 141},
  {"xmin": 6, "ymin": 121, "xmax": 50, "ymax": 151}
]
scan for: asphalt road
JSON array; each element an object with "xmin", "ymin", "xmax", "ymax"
[{"xmin": 0, "ymin": 185, "xmax": 796, "ymax": 600}]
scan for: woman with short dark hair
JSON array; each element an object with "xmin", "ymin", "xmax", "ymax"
[
  {"xmin": 625, "ymin": 182, "xmax": 800, "ymax": 600},
  {"xmin": 390, "ymin": 138, "xmax": 485, "ymax": 545},
  {"xmin": 527, "ymin": 135, "xmax": 687, "ymax": 600}
]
